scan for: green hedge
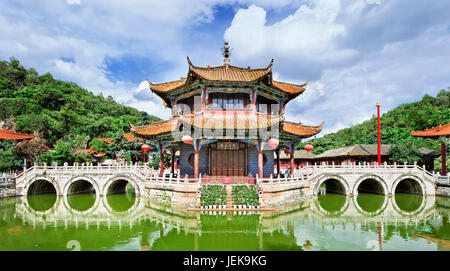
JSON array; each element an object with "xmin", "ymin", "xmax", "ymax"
[
  {"xmin": 200, "ymin": 185, "xmax": 226, "ymax": 206},
  {"xmin": 232, "ymin": 185, "xmax": 259, "ymax": 206}
]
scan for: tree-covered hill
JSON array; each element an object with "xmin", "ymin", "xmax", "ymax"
[
  {"xmin": 299, "ymin": 89, "xmax": 449, "ymax": 170},
  {"xmin": 0, "ymin": 57, "xmax": 160, "ymax": 146}
]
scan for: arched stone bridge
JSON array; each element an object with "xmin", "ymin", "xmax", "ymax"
[
  {"xmin": 297, "ymin": 163, "xmax": 438, "ymax": 196},
  {"xmin": 14, "ymin": 162, "xmax": 440, "ymax": 206},
  {"xmin": 15, "ymin": 163, "xmax": 154, "ymax": 197}
]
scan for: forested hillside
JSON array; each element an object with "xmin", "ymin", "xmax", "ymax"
[{"xmin": 0, "ymin": 57, "xmax": 160, "ymax": 146}]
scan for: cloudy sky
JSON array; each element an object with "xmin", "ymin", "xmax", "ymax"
[{"xmin": 1, "ymin": 0, "xmax": 449, "ymax": 136}]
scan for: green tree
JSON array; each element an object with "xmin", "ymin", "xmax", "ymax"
[
  {"xmin": 389, "ymin": 141, "xmax": 422, "ymax": 164},
  {"xmin": 52, "ymin": 140, "xmax": 75, "ymax": 165},
  {"xmin": 89, "ymin": 137, "xmax": 108, "ymax": 153}
]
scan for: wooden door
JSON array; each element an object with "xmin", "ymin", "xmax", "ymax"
[{"xmin": 209, "ymin": 143, "xmax": 246, "ymax": 176}]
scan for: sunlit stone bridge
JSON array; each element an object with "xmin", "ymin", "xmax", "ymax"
[{"xmin": 13, "ymin": 162, "xmax": 441, "ymax": 207}]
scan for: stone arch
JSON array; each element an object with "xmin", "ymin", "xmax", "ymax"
[
  {"xmin": 103, "ymin": 175, "xmax": 144, "ymax": 196},
  {"xmin": 392, "ymin": 175, "xmax": 426, "ymax": 195},
  {"xmin": 63, "ymin": 176, "xmax": 100, "ymax": 196},
  {"xmin": 314, "ymin": 175, "xmax": 350, "ymax": 196},
  {"xmin": 26, "ymin": 177, "xmax": 61, "ymax": 196},
  {"xmin": 352, "ymin": 174, "xmax": 389, "ymax": 196}
]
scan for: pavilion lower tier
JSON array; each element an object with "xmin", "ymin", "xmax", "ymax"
[{"xmin": 177, "ymin": 141, "xmax": 275, "ymax": 177}]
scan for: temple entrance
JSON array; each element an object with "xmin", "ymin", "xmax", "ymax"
[{"xmin": 209, "ymin": 142, "xmax": 247, "ymax": 176}]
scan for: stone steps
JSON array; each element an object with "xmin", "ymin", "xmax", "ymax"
[{"xmin": 226, "ymin": 185, "xmax": 233, "ymax": 208}]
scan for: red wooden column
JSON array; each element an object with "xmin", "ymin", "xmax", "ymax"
[
  {"xmin": 290, "ymin": 142, "xmax": 295, "ymax": 175},
  {"xmin": 194, "ymin": 139, "xmax": 200, "ymax": 179},
  {"xmin": 276, "ymin": 148, "xmax": 280, "ymax": 176},
  {"xmin": 159, "ymin": 144, "xmax": 164, "ymax": 177},
  {"xmin": 377, "ymin": 101, "xmax": 381, "ymax": 165},
  {"xmin": 201, "ymin": 89, "xmax": 206, "ymax": 111},
  {"xmin": 442, "ymin": 141, "xmax": 446, "ymax": 176},
  {"xmin": 258, "ymin": 139, "xmax": 263, "ymax": 178},
  {"xmin": 171, "ymin": 149, "xmax": 175, "ymax": 175}
]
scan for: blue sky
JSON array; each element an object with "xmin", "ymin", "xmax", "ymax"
[{"xmin": 0, "ymin": 0, "xmax": 449, "ymax": 136}]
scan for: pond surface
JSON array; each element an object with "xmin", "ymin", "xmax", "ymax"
[{"xmin": 0, "ymin": 193, "xmax": 449, "ymax": 251}]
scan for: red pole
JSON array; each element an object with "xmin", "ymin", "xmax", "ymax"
[
  {"xmin": 290, "ymin": 142, "xmax": 295, "ymax": 175},
  {"xmin": 258, "ymin": 139, "xmax": 263, "ymax": 178},
  {"xmin": 159, "ymin": 144, "xmax": 164, "ymax": 177},
  {"xmin": 194, "ymin": 139, "xmax": 200, "ymax": 179},
  {"xmin": 442, "ymin": 141, "xmax": 446, "ymax": 176},
  {"xmin": 377, "ymin": 101, "xmax": 381, "ymax": 165}
]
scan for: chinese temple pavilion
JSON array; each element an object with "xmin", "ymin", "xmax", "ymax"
[{"xmin": 131, "ymin": 42, "xmax": 323, "ymax": 180}]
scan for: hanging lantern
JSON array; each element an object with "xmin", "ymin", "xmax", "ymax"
[
  {"xmin": 182, "ymin": 135, "xmax": 193, "ymax": 144},
  {"xmin": 163, "ymin": 150, "xmax": 167, "ymax": 155},
  {"xmin": 268, "ymin": 138, "xmax": 279, "ymax": 149},
  {"xmin": 141, "ymin": 144, "xmax": 151, "ymax": 153},
  {"xmin": 305, "ymin": 145, "xmax": 314, "ymax": 152},
  {"xmin": 284, "ymin": 149, "xmax": 291, "ymax": 155}
]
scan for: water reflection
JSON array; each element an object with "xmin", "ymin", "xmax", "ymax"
[
  {"xmin": 67, "ymin": 194, "xmax": 96, "ymax": 212},
  {"xmin": 316, "ymin": 194, "xmax": 348, "ymax": 215},
  {"xmin": 0, "ymin": 193, "xmax": 449, "ymax": 251},
  {"xmin": 26, "ymin": 194, "xmax": 57, "ymax": 212},
  {"xmin": 106, "ymin": 194, "xmax": 136, "ymax": 212},
  {"xmin": 394, "ymin": 193, "xmax": 424, "ymax": 213},
  {"xmin": 356, "ymin": 193, "xmax": 387, "ymax": 215}
]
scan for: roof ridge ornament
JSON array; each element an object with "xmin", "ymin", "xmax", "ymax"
[
  {"xmin": 222, "ymin": 41, "xmax": 231, "ymax": 66},
  {"xmin": 187, "ymin": 56, "xmax": 193, "ymax": 69}
]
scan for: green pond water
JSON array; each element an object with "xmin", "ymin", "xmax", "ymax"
[{"xmin": 0, "ymin": 192, "xmax": 449, "ymax": 251}]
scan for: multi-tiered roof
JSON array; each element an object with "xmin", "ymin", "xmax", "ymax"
[{"xmin": 131, "ymin": 54, "xmax": 323, "ymax": 141}]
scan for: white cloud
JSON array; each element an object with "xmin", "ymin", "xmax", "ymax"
[
  {"xmin": 285, "ymin": 26, "xmax": 450, "ymax": 135},
  {"xmin": 1, "ymin": 0, "xmax": 449, "ymax": 135},
  {"xmin": 67, "ymin": 0, "xmax": 81, "ymax": 5},
  {"xmin": 224, "ymin": 1, "xmax": 358, "ymax": 77}
]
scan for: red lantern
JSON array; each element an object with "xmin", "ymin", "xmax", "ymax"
[
  {"xmin": 284, "ymin": 149, "xmax": 291, "ymax": 155},
  {"xmin": 141, "ymin": 144, "xmax": 151, "ymax": 153},
  {"xmin": 305, "ymin": 145, "xmax": 313, "ymax": 152},
  {"xmin": 163, "ymin": 150, "xmax": 167, "ymax": 155},
  {"xmin": 268, "ymin": 138, "xmax": 279, "ymax": 149},
  {"xmin": 182, "ymin": 135, "xmax": 193, "ymax": 144}
]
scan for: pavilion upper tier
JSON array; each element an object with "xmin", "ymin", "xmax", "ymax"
[
  {"xmin": 131, "ymin": 55, "xmax": 323, "ymax": 140},
  {"xmin": 148, "ymin": 57, "xmax": 307, "ymax": 108}
]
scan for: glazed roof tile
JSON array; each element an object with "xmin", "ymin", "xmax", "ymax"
[
  {"xmin": 281, "ymin": 121, "xmax": 323, "ymax": 137},
  {"xmin": 147, "ymin": 58, "xmax": 307, "ymax": 107},
  {"xmin": 411, "ymin": 123, "xmax": 450, "ymax": 137},
  {"xmin": 0, "ymin": 129, "xmax": 33, "ymax": 140},
  {"xmin": 131, "ymin": 113, "xmax": 322, "ymax": 138}
]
